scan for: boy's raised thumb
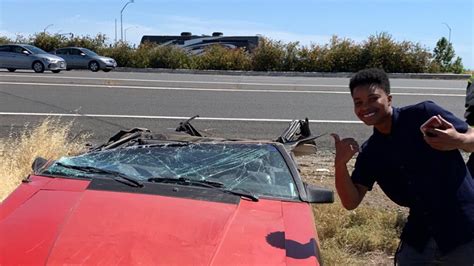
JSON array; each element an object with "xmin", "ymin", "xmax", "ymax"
[{"xmin": 330, "ymin": 133, "xmax": 340, "ymax": 142}]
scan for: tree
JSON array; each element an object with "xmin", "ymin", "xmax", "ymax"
[{"xmin": 433, "ymin": 37, "xmax": 464, "ymax": 73}]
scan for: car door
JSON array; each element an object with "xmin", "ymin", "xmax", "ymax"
[
  {"xmin": 54, "ymin": 48, "xmax": 70, "ymax": 67},
  {"xmin": 70, "ymin": 48, "xmax": 89, "ymax": 69},
  {"xmin": 10, "ymin": 46, "xmax": 32, "ymax": 69},
  {"xmin": 0, "ymin": 45, "xmax": 13, "ymax": 68}
]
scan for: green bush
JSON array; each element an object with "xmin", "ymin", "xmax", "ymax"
[
  {"xmin": 0, "ymin": 32, "xmax": 466, "ymax": 73},
  {"xmin": 29, "ymin": 32, "xmax": 107, "ymax": 52},
  {"xmin": 361, "ymin": 32, "xmax": 402, "ymax": 72},
  {"xmin": 252, "ymin": 37, "xmax": 286, "ymax": 71},
  {"xmin": 63, "ymin": 34, "xmax": 107, "ymax": 51},
  {"xmin": 32, "ymin": 32, "xmax": 67, "ymax": 52},
  {"xmin": 148, "ymin": 44, "xmax": 194, "ymax": 69},
  {"xmin": 324, "ymin": 36, "xmax": 363, "ymax": 72},
  {"xmin": 99, "ymin": 43, "xmax": 134, "ymax": 67},
  {"xmin": 193, "ymin": 45, "xmax": 252, "ymax": 70},
  {"xmin": 282, "ymin": 41, "xmax": 300, "ymax": 71},
  {"xmin": 295, "ymin": 44, "xmax": 327, "ymax": 72},
  {"xmin": 399, "ymin": 42, "xmax": 432, "ymax": 73},
  {"xmin": 129, "ymin": 43, "xmax": 153, "ymax": 68},
  {"xmin": 450, "ymin": 57, "xmax": 464, "ymax": 74},
  {"xmin": 0, "ymin": 36, "xmax": 12, "ymax": 45}
]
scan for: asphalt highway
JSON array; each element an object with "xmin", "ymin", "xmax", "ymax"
[{"xmin": 0, "ymin": 70, "xmax": 467, "ymax": 150}]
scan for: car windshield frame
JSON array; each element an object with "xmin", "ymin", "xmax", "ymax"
[
  {"xmin": 79, "ymin": 48, "xmax": 99, "ymax": 57},
  {"xmin": 23, "ymin": 45, "xmax": 47, "ymax": 54},
  {"xmin": 42, "ymin": 142, "xmax": 301, "ymax": 201}
]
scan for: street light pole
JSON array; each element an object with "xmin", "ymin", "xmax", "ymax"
[
  {"xmin": 124, "ymin": 26, "xmax": 137, "ymax": 43},
  {"xmin": 43, "ymin": 24, "xmax": 54, "ymax": 33},
  {"xmin": 442, "ymin": 22, "xmax": 451, "ymax": 44},
  {"xmin": 120, "ymin": 0, "xmax": 135, "ymax": 42}
]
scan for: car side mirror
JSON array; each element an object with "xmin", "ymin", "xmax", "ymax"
[
  {"xmin": 31, "ymin": 157, "xmax": 48, "ymax": 173},
  {"xmin": 22, "ymin": 50, "xmax": 30, "ymax": 55},
  {"xmin": 304, "ymin": 183, "xmax": 334, "ymax": 203},
  {"xmin": 80, "ymin": 52, "xmax": 86, "ymax": 56}
]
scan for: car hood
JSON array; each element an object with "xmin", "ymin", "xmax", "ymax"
[
  {"xmin": 95, "ymin": 56, "xmax": 115, "ymax": 61},
  {"xmin": 0, "ymin": 175, "xmax": 320, "ymax": 265},
  {"xmin": 35, "ymin": 53, "xmax": 64, "ymax": 61}
]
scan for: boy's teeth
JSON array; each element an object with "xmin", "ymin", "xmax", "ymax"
[{"xmin": 364, "ymin": 112, "xmax": 375, "ymax": 118}]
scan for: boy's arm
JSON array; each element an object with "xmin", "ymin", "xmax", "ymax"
[
  {"xmin": 423, "ymin": 115, "xmax": 474, "ymax": 152},
  {"xmin": 331, "ymin": 134, "xmax": 368, "ymax": 210}
]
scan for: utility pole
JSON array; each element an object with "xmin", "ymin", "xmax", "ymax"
[
  {"xmin": 442, "ymin": 22, "xmax": 452, "ymax": 44},
  {"xmin": 124, "ymin": 26, "xmax": 137, "ymax": 43},
  {"xmin": 120, "ymin": 0, "xmax": 135, "ymax": 42},
  {"xmin": 43, "ymin": 24, "xmax": 54, "ymax": 33},
  {"xmin": 115, "ymin": 19, "xmax": 117, "ymax": 43}
]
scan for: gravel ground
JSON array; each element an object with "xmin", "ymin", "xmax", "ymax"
[{"xmin": 297, "ymin": 149, "xmax": 407, "ymax": 212}]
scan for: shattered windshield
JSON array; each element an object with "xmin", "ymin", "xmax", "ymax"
[{"xmin": 44, "ymin": 143, "xmax": 299, "ymax": 200}]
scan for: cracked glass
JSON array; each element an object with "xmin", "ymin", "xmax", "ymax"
[{"xmin": 45, "ymin": 143, "xmax": 299, "ymax": 200}]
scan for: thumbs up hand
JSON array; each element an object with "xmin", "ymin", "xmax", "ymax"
[{"xmin": 331, "ymin": 133, "xmax": 360, "ymax": 165}]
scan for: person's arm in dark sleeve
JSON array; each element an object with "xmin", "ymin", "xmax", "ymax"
[
  {"xmin": 420, "ymin": 101, "xmax": 474, "ymax": 151},
  {"xmin": 424, "ymin": 115, "xmax": 474, "ymax": 152}
]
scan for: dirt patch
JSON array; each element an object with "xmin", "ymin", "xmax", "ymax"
[{"xmin": 298, "ymin": 150, "xmax": 407, "ymax": 212}]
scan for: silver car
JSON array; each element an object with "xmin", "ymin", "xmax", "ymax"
[
  {"xmin": 51, "ymin": 47, "xmax": 117, "ymax": 72},
  {"xmin": 0, "ymin": 44, "xmax": 66, "ymax": 73}
]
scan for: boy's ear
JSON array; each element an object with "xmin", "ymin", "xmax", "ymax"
[{"xmin": 387, "ymin": 94, "xmax": 392, "ymax": 104}]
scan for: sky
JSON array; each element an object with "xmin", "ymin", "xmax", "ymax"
[{"xmin": 0, "ymin": 0, "xmax": 473, "ymax": 69}]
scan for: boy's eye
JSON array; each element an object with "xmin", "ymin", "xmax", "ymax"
[
  {"xmin": 369, "ymin": 96, "xmax": 379, "ymax": 102},
  {"xmin": 354, "ymin": 101, "xmax": 362, "ymax": 107}
]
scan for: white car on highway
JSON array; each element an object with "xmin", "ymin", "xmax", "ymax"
[{"xmin": 0, "ymin": 44, "xmax": 66, "ymax": 73}]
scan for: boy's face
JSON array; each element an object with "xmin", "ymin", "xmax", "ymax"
[{"xmin": 352, "ymin": 84, "xmax": 392, "ymax": 127}]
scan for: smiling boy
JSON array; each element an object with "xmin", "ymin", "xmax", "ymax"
[{"xmin": 331, "ymin": 68, "xmax": 474, "ymax": 264}]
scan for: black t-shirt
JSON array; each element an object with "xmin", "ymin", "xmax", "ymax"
[
  {"xmin": 352, "ymin": 101, "xmax": 474, "ymax": 253},
  {"xmin": 464, "ymin": 77, "xmax": 474, "ymax": 125}
]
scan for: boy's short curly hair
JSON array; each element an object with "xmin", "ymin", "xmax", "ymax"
[{"xmin": 349, "ymin": 68, "xmax": 390, "ymax": 95}]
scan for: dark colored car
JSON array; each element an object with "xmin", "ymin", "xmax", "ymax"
[
  {"xmin": 0, "ymin": 44, "xmax": 66, "ymax": 73},
  {"xmin": 0, "ymin": 117, "xmax": 333, "ymax": 265},
  {"xmin": 50, "ymin": 47, "xmax": 117, "ymax": 72}
]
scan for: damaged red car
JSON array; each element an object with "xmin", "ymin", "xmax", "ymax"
[{"xmin": 0, "ymin": 117, "xmax": 333, "ymax": 265}]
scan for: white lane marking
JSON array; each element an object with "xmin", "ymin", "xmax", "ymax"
[
  {"xmin": 0, "ymin": 112, "xmax": 362, "ymax": 124},
  {"xmin": 0, "ymin": 81, "xmax": 464, "ymax": 97},
  {"xmin": 0, "ymin": 73, "xmax": 464, "ymax": 91},
  {"xmin": 0, "ymin": 112, "xmax": 363, "ymax": 123}
]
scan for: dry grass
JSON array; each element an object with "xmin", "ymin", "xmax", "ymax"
[
  {"xmin": 0, "ymin": 120, "xmax": 406, "ymax": 265},
  {"xmin": 298, "ymin": 151, "xmax": 407, "ymax": 265},
  {"xmin": 0, "ymin": 118, "xmax": 89, "ymax": 202},
  {"xmin": 311, "ymin": 203, "xmax": 405, "ymax": 265}
]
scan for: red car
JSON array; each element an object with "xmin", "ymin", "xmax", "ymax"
[{"xmin": 0, "ymin": 118, "xmax": 333, "ymax": 265}]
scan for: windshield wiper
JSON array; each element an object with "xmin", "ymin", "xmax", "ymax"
[
  {"xmin": 221, "ymin": 188, "xmax": 259, "ymax": 202},
  {"xmin": 54, "ymin": 162, "xmax": 144, "ymax": 188},
  {"xmin": 147, "ymin": 177, "xmax": 224, "ymax": 188},
  {"xmin": 147, "ymin": 177, "xmax": 259, "ymax": 201}
]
